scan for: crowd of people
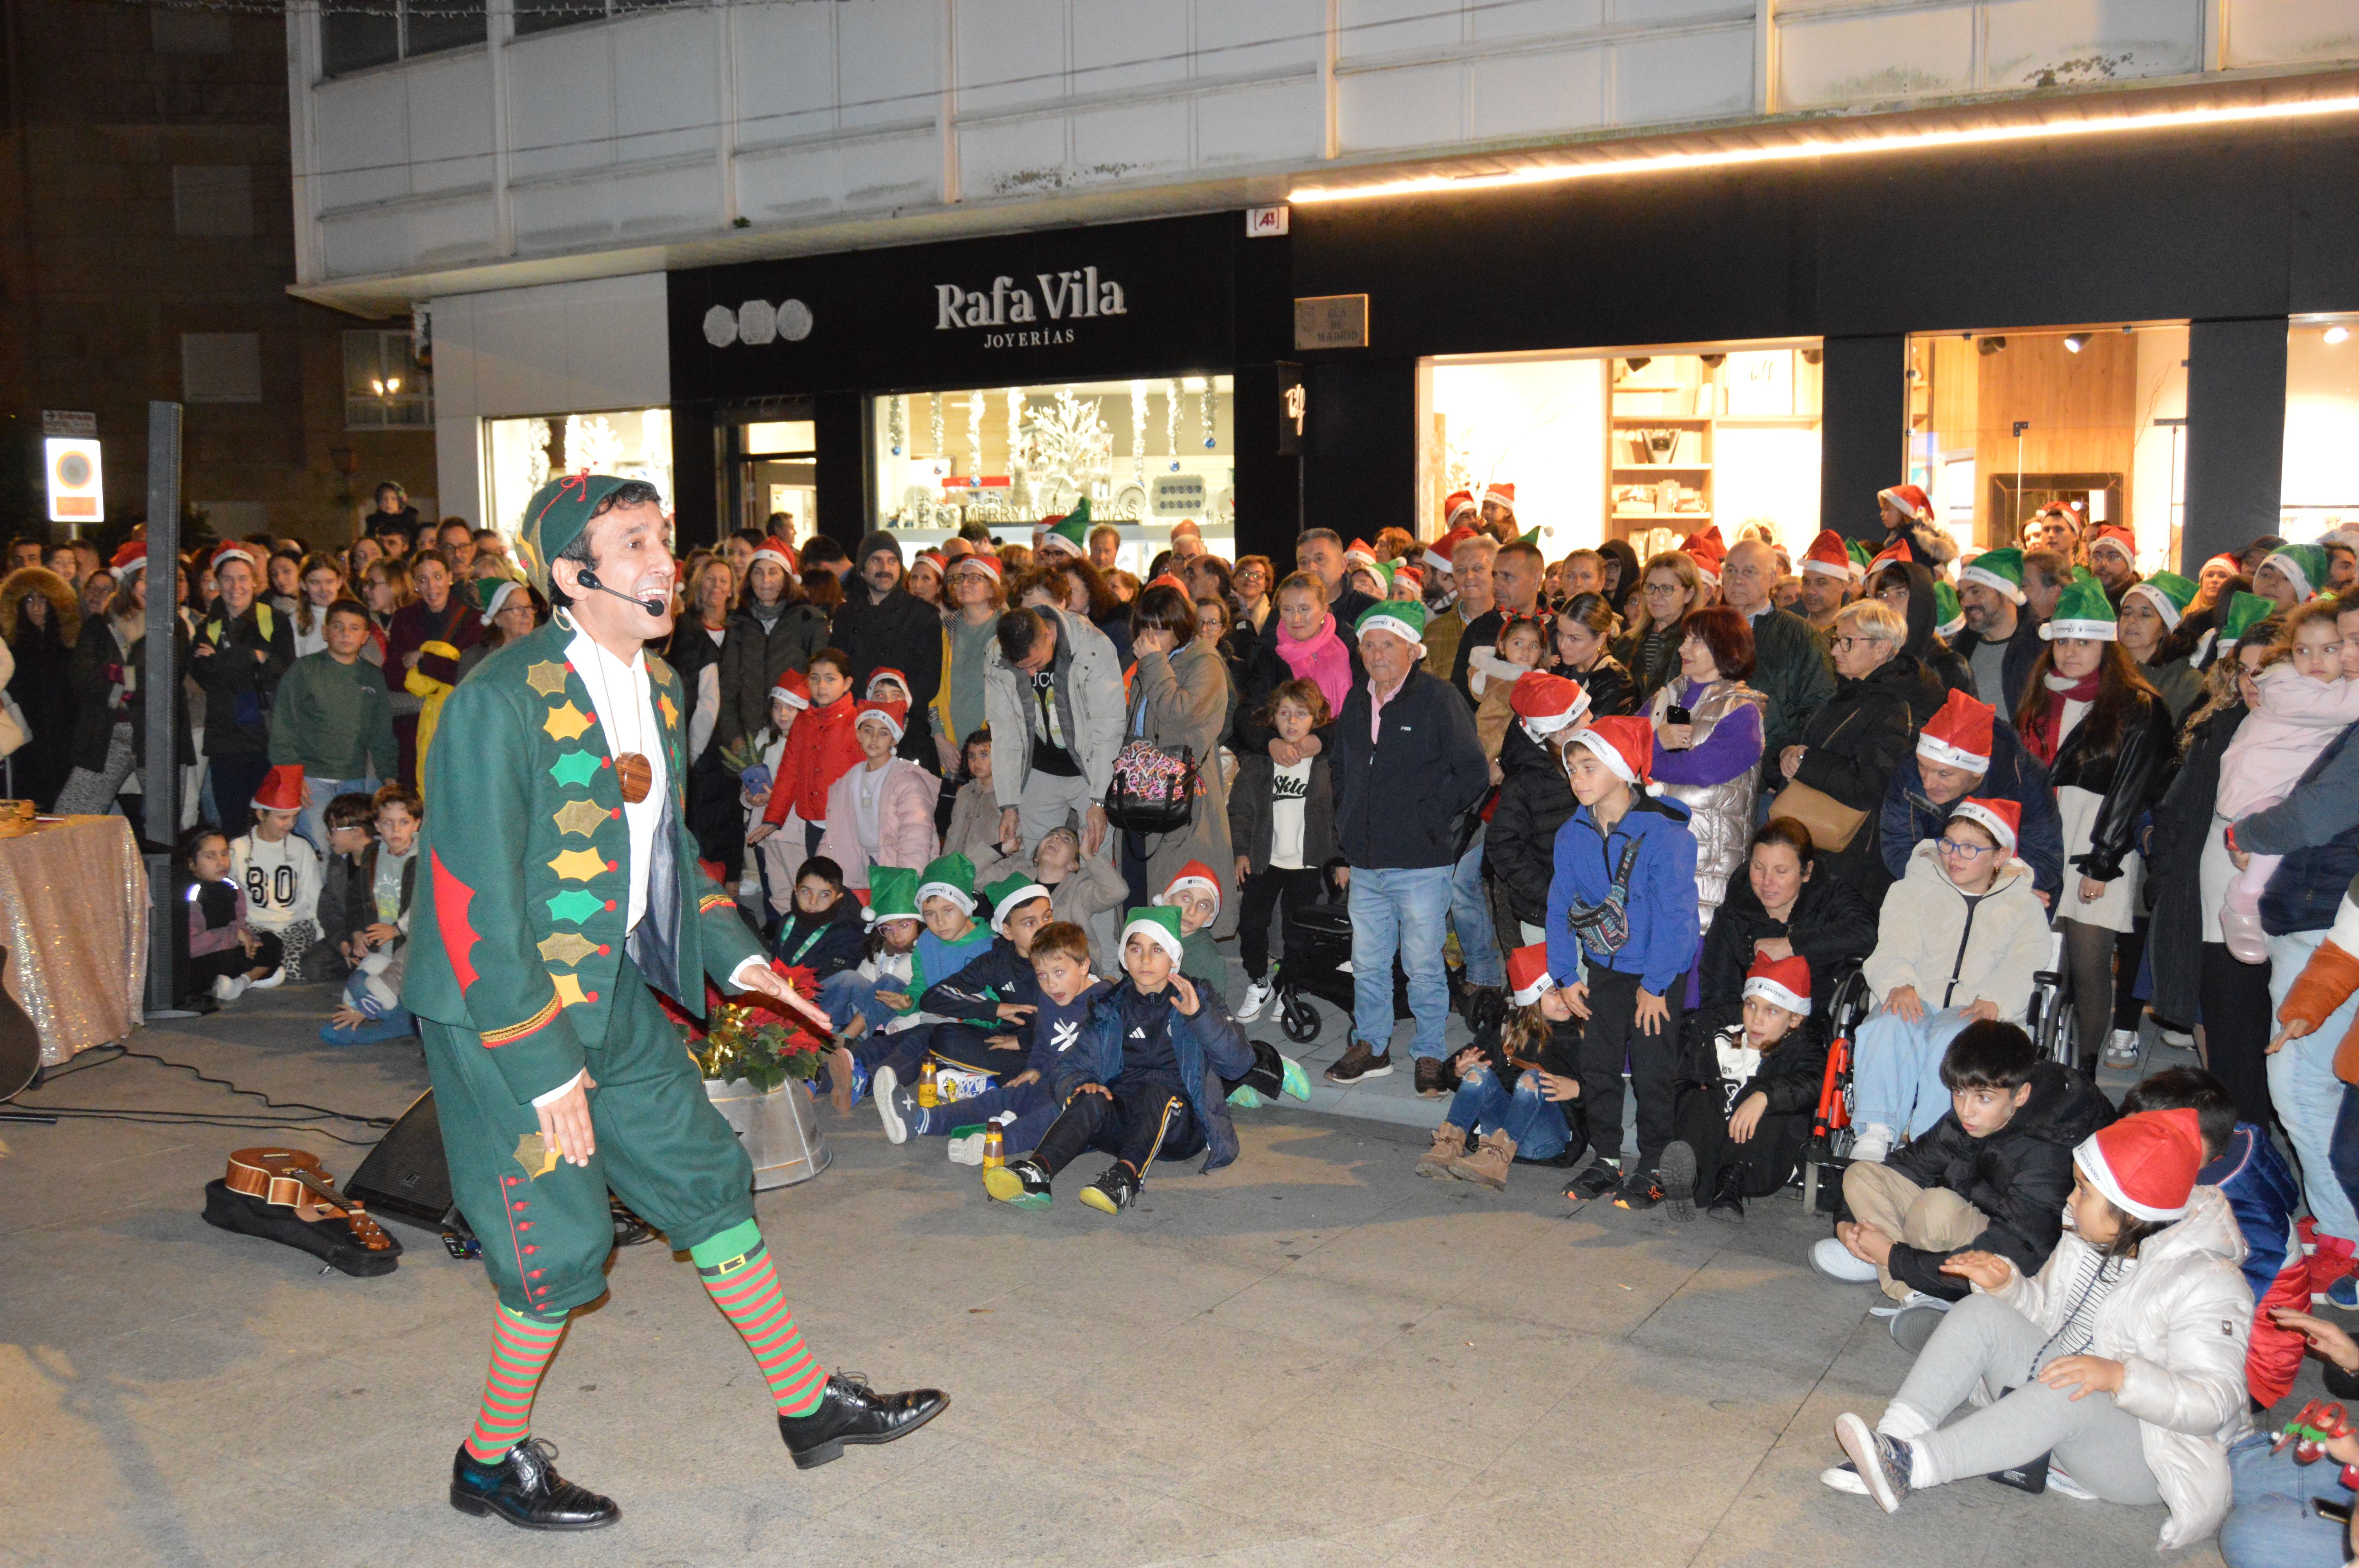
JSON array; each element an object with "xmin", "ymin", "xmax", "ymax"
[{"xmin": 16, "ymin": 473, "xmax": 2359, "ymax": 1559}]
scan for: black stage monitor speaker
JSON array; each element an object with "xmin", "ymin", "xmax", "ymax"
[{"xmin": 346, "ymin": 1089, "xmax": 455, "ymax": 1230}]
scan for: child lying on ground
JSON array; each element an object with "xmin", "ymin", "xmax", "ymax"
[
  {"xmin": 1414, "ymin": 944, "xmax": 1581, "ymax": 1191},
  {"xmin": 1825, "ymin": 1109, "xmax": 2252, "ymax": 1555},
  {"xmin": 1659, "ymin": 951, "xmax": 1824, "ymax": 1223},
  {"xmin": 984, "ymin": 907, "xmax": 1254, "ymax": 1214}
]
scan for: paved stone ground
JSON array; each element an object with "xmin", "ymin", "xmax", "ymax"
[{"xmin": 0, "ymin": 975, "xmax": 2264, "ymax": 1568}]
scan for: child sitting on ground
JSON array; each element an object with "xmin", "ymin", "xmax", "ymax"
[
  {"xmin": 752, "ymin": 648, "xmax": 859, "ymax": 857},
  {"xmin": 1414, "ymin": 944, "xmax": 1582, "ymax": 1191},
  {"xmin": 1846, "ymin": 797, "xmax": 2051, "ymax": 1161},
  {"xmin": 316, "ymin": 791, "xmax": 378, "ymax": 979},
  {"xmin": 231, "ymin": 764, "xmax": 324, "ymax": 982},
  {"xmin": 1814, "ymin": 1020, "xmax": 2114, "ymax": 1353},
  {"xmin": 985, "ymin": 907, "xmax": 1255, "ymax": 1214},
  {"xmin": 1660, "ymin": 951, "xmax": 1825, "ymax": 1223},
  {"xmin": 1152, "ymin": 860, "xmax": 1228, "ymax": 988},
  {"xmin": 913, "ymin": 852, "xmax": 993, "ymax": 1000},
  {"xmin": 2217, "ymin": 598, "xmax": 2359, "ymax": 960},
  {"xmin": 972, "ymin": 818, "xmax": 1126, "ymax": 972},
  {"xmin": 182, "ymin": 823, "xmax": 282, "ymax": 1002},
  {"xmin": 2123, "ymin": 1066, "xmax": 2308, "ymax": 1411},
  {"xmin": 319, "ymin": 783, "xmax": 420, "ymax": 1045},
  {"xmin": 1825, "ymin": 1109, "xmax": 2252, "ymax": 1555},
  {"xmin": 1472, "ymin": 614, "xmax": 1550, "ymax": 769},
  {"xmin": 1229, "ymin": 679, "xmax": 1336, "ymax": 1023},
  {"xmin": 769, "ymin": 855, "xmax": 869, "ymax": 979},
  {"xmin": 816, "ymin": 866, "xmax": 925, "ymax": 1105}
]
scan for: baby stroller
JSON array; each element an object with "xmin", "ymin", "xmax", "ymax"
[{"xmin": 1273, "ymin": 884, "xmax": 1465, "ymax": 1045}]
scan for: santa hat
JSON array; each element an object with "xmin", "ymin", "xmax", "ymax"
[
  {"xmin": 2086, "ymin": 525, "xmax": 2137, "ymax": 566},
  {"xmin": 1568, "ymin": 715, "xmax": 1656, "ymax": 793},
  {"xmin": 1801, "ymin": 530, "xmax": 1853, "ymax": 581},
  {"xmin": 109, "ymin": 541, "xmax": 147, "ymax": 577},
  {"xmin": 2125, "ymin": 570, "xmax": 2197, "ymax": 631},
  {"xmin": 1866, "ymin": 540, "xmax": 1912, "ymax": 578},
  {"xmin": 478, "ymin": 579, "xmax": 526, "ymax": 625},
  {"xmin": 211, "ymin": 541, "xmax": 261, "ymax": 575},
  {"xmin": 1950, "ymin": 795, "xmax": 2022, "ymax": 853},
  {"xmin": 749, "ymin": 545, "xmax": 795, "ymax": 576},
  {"xmin": 1878, "ymin": 484, "xmax": 1936, "ymax": 525},
  {"xmin": 951, "ymin": 552, "xmax": 1003, "ymax": 583},
  {"xmin": 915, "ymin": 853, "xmax": 977, "ymax": 915},
  {"xmin": 1917, "ymin": 689, "xmax": 1995, "ymax": 772},
  {"xmin": 252, "ymin": 763, "xmax": 305, "ymax": 812},
  {"xmin": 866, "ymin": 866, "xmax": 921, "ymax": 923},
  {"xmin": 1507, "ymin": 944, "xmax": 1553, "ymax": 1007},
  {"xmin": 1391, "ymin": 562, "xmax": 1423, "ymax": 590},
  {"xmin": 1443, "ymin": 490, "xmax": 1479, "ymax": 526},
  {"xmin": 1960, "ymin": 546, "xmax": 2028, "ymax": 605},
  {"xmin": 1354, "ymin": 597, "xmax": 1428, "ymax": 650},
  {"xmin": 1424, "ymin": 526, "xmax": 1474, "ymax": 574},
  {"xmin": 2040, "ymin": 572, "xmax": 2119, "ymax": 642},
  {"xmin": 1153, "ymin": 859, "xmax": 1223, "ymax": 918},
  {"xmin": 2263, "ymin": 542, "xmax": 2331, "ymax": 602},
  {"xmin": 2201, "ymin": 552, "xmax": 2241, "ymax": 580},
  {"xmin": 769, "ymin": 669, "xmax": 811, "ymax": 710},
  {"xmin": 1510, "ymin": 670, "xmax": 1589, "ymax": 741},
  {"xmin": 1147, "ymin": 571, "xmax": 1192, "ymax": 598},
  {"xmin": 2074, "ymin": 1108, "xmax": 2205, "ymax": 1223},
  {"xmin": 1121, "ymin": 905, "xmax": 1187, "ymax": 966},
  {"xmin": 1682, "ymin": 526, "xmax": 1726, "ymax": 586},
  {"xmin": 1482, "ymin": 482, "xmax": 1517, "ymax": 514},
  {"xmin": 1741, "ymin": 951, "xmax": 1812, "ymax": 1017},
  {"xmin": 866, "ymin": 668, "xmax": 911, "ymax": 699},
  {"xmin": 1343, "ymin": 539, "xmax": 1378, "ymax": 572},
  {"xmin": 982, "ymin": 872, "xmax": 1052, "ymax": 935},
  {"xmin": 853, "ymin": 699, "xmax": 908, "ymax": 743}
]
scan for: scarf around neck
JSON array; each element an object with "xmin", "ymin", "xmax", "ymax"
[
  {"xmin": 2025, "ymin": 668, "xmax": 2101, "ymax": 764},
  {"xmin": 1275, "ymin": 611, "xmax": 1354, "ymax": 715}
]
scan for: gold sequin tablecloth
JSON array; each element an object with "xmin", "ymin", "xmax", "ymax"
[{"xmin": 0, "ymin": 815, "xmax": 149, "ymax": 1063}]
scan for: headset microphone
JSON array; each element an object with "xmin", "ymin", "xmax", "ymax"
[{"xmin": 572, "ymin": 567, "xmax": 667, "ymax": 616}]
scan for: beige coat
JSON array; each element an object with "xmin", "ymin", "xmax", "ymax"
[
  {"xmin": 1862, "ymin": 838, "xmax": 2051, "ymax": 1019},
  {"xmin": 1984, "ymin": 1186, "xmax": 2252, "ymax": 1551}
]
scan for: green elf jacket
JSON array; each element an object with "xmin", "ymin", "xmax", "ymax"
[{"xmin": 403, "ymin": 619, "xmax": 761, "ymax": 1104}]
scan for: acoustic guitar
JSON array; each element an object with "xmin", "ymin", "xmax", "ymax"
[
  {"xmin": 224, "ymin": 1147, "xmax": 396, "ymax": 1254},
  {"xmin": 0, "ymin": 942, "xmax": 49, "ymax": 1120}
]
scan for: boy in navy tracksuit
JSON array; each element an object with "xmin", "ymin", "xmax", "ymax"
[
  {"xmin": 985, "ymin": 907, "xmax": 1254, "ymax": 1214},
  {"xmin": 1545, "ymin": 717, "xmax": 1701, "ymax": 1211}
]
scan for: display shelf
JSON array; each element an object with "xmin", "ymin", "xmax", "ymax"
[
  {"xmin": 1613, "ymin": 512, "xmax": 1712, "ymax": 522},
  {"xmin": 1612, "ymin": 463, "xmax": 1713, "ymax": 472},
  {"xmin": 1609, "ymin": 414, "xmax": 1713, "ymax": 426}
]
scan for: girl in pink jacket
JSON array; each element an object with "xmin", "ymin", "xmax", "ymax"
[
  {"xmin": 817, "ymin": 701, "xmax": 940, "ymax": 889},
  {"xmin": 2219, "ymin": 601, "xmax": 2359, "ymax": 959}
]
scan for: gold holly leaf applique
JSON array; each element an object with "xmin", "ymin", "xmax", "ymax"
[
  {"xmin": 548, "ymin": 846, "xmax": 608, "ymax": 882},
  {"xmin": 538, "ymin": 932, "xmax": 601, "ymax": 966},
  {"xmin": 513, "ymin": 1132, "xmax": 560, "ymax": 1179},
  {"xmin": 542, "ymin": 702, "xmax": 595, "ymax": 743},
  {"xmin": 552, "ymin": 798, "xmax": 607, "ymax": 838},
  {"xmin": 525, "ymin": 661, "xmax": 571, "ymax": 700},
  {"xmin": 550, "ymin": 972, "xmax": 596, "ymax": 1009}
]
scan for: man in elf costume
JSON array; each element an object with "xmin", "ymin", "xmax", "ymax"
[{"xmin": 406, "ymin": 474, "xmax": 945, "ymax": 1532}]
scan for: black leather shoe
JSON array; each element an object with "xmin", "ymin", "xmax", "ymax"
[
  {"xmin": 778, "ymin": 1373, "xmax": 949, "ymax": 1470},
  {"xmin": 449, "ymin": 1439, "xmax": 619, "ymax": 1530}
]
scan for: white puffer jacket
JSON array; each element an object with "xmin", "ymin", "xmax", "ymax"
[
  {"xmin": 1983, "ymin": 1186, "xmax": 2254, "ymax": 1552},
  {"xmin": 1862, "ymin": 837, "xmax": 2052, "ymax": 1019}
]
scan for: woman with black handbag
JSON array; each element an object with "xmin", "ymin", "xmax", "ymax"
[{"xmin": 1115, "ymin": 583, "xmax": 1234, "ymax": 931}]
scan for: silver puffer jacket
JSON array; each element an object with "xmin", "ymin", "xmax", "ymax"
[{"xmin": 1647, "ymin": 679, "xmax": 1767, "ymax": 933}]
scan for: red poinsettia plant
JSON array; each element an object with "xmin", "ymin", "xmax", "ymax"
[{"xmin": 661, "ymin": 959, "xmax": 831, "ymax": 1092}]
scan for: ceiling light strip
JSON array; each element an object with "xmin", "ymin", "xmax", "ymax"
[{"xmin": 1287, "ymin": 93, "xmax": 2359, "ymax": 205}]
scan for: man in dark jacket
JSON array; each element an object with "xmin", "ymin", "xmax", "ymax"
[
  {"xmin": 1950, "ymin": 547, "xmax": 2043, "ymax": 717},
  {"xmin": 830, "ymin": 532, "xmax": 944, "ymax": 771},
  {"xmin": 1877, "ymin": 701, "xmax": 2065, "ymax": 907},
  {"xmin": 1326, "ymin": 600, "xmax": 1491, "ymax": 1096},
  {"xmin": 193, "ymin": 544, "xmax": 295, "ymax": 820},
  {"xmin": 1721, "ymin": 540, "xmax": 1833, "ymax": 787}
]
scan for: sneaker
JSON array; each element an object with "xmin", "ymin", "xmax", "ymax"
[
  {"xmin": 1612, "ymin": 1176, "xmax": 1662, "ymax": 1212},
  {"xmin": 2331, "ymin": 1275, "xmax": 2359, "ymax": 1312},
  {"xmin": 1847, "ymin": 1123, "xmax": 1894, "ymax": 1164},
  {"xmin": 1079, "ymin": 1163, "xmax": 1140, "ymax": 1216},
  {"xmin": 1414, "ymin": 1056, "xmax": 1447, "ymax": 1099},
  {"xmin": 1889, "ymin": 1296, "xmax": 1952, "ymax": 1355},
  {"xmin": 1236, "ymin": 980, "xmax": 1274, "ymax": 1022},
  {"xmin": 1834, "ymin": 1412, "xmax": 1913, "ymax": 1514},
  {"xmin": 212, "ymin": 973, "xmax": 250, "ymax": 1002},
  {"xmin": 2147, "ymin": 1010, "xmax": 2194, "ymax": 1049},
  {"xmin": 945, "ymin": 1126, "xmax": 985, "ymax": 1165},
  {"xmin": 248, "ymin": 966, "xmax": 285, "ymax": 991},
  {"xmin": 874, "ymin": 1075, "xmax": 921, "ymax": 1144},
  {"xmin": 1279, "ymin": 1056, "xmax": 1310, "ymax": 1102},
  {"xmin": 2103, "ymin": 1029, "xmax": 2142, "ymax": 1069},
  {"xmin": 1325, "ymin": 1040, "xmax": 1393, "ymax": 1085},
  {"xmin": 1820, "ymin": 1462, "xmax": 1870, "ymax": 1496},
  {"xmin": 2044, "ymin": 1463, "xmax": 2100, "ymax": 1502},
  {"xmin": 1566, "ymin": 1160, "xmax": 1621, "ymax": 1201},
  {"xmin": 1658, "ymin": 1140, "xmax": 1698, "ymax": 1223},
  {"xmin": 1225, "ymin": 1084, "xmax": 1265, "ymax": 1109},
  {"xmin": 1811, "ymin": 1237, "xmax": 1882, "ymax": 1283},
  {"xmin": 983, "ymin": 1157, "xmax": 1051, "ymax": 1210},
  {"xmin": 2310, "ymin": 1232, "xmax": 2355, "ymax": 1303}
]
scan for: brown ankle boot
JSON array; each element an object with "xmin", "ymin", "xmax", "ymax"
[
  {"xmin": 1452, "ymin": 1130, "xmax": 1518, "ymax": 1191},
  {"xmin": 1414, "ymin": 1123, "xmax": 1470, "ymax": 1180}
]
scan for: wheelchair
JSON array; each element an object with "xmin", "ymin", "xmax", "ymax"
[
  {"xmin": 1799, "ymin": 960, "xmax": 1874, "ymax": 1215},
  {"xmin": 2025, "ymin": 931, "xmax": 2078, "ymax": 1068}
]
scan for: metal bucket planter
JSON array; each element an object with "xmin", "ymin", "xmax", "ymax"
[{"xmin": 704, "ymin": 1077, "xmax": 831, "ymax": 1189}]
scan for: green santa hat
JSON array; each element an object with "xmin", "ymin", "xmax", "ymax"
[
  {"xmin": 1120, "ymin": 905, "xmax": 1185, "ymax": 967},
  {"xmin": 983, "ymin": 871, "xmax": 1051, "ymax": 935},
  {"xmin": 1354, "ymin": 596, "xmax": 1428, "ymax": 649},
  {"xmin": 1959, "ymin": 545, "xmax": 2027, "ymax": 605},
  {"xmin": 866, "ymin": 865, "xmax": 922, "ymax": 923},
  {"xmin": 2039, "ymin": 569, "xmax": 2118, "ymax": 643},
  {"xmin": 915, "ymin": 853, "xmax": 977, "ymax": 914},
  {"xmin": 1845, "ymin": 539, "xmax": 1874, "ymax": 579},
  {"xmin": 1036, "ymin": 499, "xmax": 1092, "ymax": 559},
  {"xmin": 515, "ymin": 472, "xmax": 636, "ymax": 595},
  {"xmin": 1518, "ymin": 526, "xmax": 1545, "ymax": 549},
  {"xmin": 1933, "ymin": 579, "xmax": 1965, "ymax": 639},
  {"xmin": 2262, "ymin": 541, "xmax": 2332, "ymax": 602},
  {"xmin": 2217, "ymin": 590, "xmax": 2276, "ymax": 649},
  {"xmin": 2123, "ymin": 570, "xmax": 2197, "ymax": 632}
]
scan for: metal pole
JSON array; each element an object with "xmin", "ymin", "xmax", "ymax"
[{"xmin": 143, "ymin": 401, "xmax": 185, "ymax": 1016}]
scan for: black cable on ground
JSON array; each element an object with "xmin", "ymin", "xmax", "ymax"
[{"xmin": 27, "ymin": 1044, "xmax": 395, "ymax": 1129}]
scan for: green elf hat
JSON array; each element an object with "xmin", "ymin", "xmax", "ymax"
[
  {"xmin": 867, "ymin": 865, "xmax": 922, "ymax": 923},
  {"xmin": 1959, "ymin": 545, "xmax": 2028, "ymax": 605},
  {"xmin": 2039, "ymin": 569, "xmax": 2118, "ymax": 642},
  {"xmin": 1368, "ymin": 558, "xmax": 1396, "ymax": 588},
  {"xmin": 1355, "ymin": 596, "xmax": 1428, "ymax": 649},
  {"xmin": 1845, "ymin": 538, "xmax": 1874, "ymax": 579},
  {"xmin": 915, "ymin": 852, "xmax": 978, "ymax": 915},
  {"xmin": 1933, "ymin": 579, "xmax": 1965, "ymax": 639},
  {"xmin": 2262, "ymin": 541, "xmax": 2332, "ymax": 602},
  {"xmin": 982, "ymin": 871, "xmax": 1051, "ymax": 935},
  {"xmin": 1120, "ymin": 905, "xmax": 1186, "ymax": 967},
  {"xmin": 2123, "ymin": 570, "xmax": 2198, "ymax": 632},
  {"xmin": 516, "ymin": 472, "xmax": 633, "ymax": 595},
  {"xmin": 2216, "ymin": 590, "xmax": 2276, "ymax": 649},
  {"xmin": 1518, "ymin": 526, "xmax": 1545, "ymax": 548},
  {"xmin": 1036, "ymin": 499, "xmax": 1092, "ymax": 559}
]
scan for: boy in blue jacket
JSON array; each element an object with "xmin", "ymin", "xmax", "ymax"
[
  {"xmin": 1547, "ymin": 716, "xmax": 1701, "ymax": 1211},
  {"xmin": 985, "ymin": 907, "xmax": 1255, "ymax": 1215},
  {"xmin": 875, "ymin": 873, "xmax": 1058, "ymax": 1145}
]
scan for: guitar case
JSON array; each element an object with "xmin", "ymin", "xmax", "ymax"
[{"xmin": 202, "ymin": 1180, "xmax": 403, "ymax": 1277}]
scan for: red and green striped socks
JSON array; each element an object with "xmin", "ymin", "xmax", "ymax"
[
  {"xmin": 462, "ymin": 1302, "xmax": 569, "ymax": 1463},
  {"xmin": 691, "ymin": 1220, "xmax": 826, "ymax": 1417}
]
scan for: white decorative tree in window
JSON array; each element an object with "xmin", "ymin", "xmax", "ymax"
[{"xmin": 1024, "ymin": 389, "xmax": 1113, "ymax": 517}]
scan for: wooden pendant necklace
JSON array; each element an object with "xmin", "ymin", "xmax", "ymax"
[{"xmin": 581, "ymin": 627, "xmax": 653, "ymax": 804}]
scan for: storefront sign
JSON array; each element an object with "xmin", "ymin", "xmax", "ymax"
[
  {"xmin": 1295, "ymin": 295, "xmax": 1368, "ymax": 351},
  {"xmin": 934, "ymin": 270, "xmax": 1127, "ymax": 338},
  {"xmin": 1276, "ymin": 362, "xmax": 1305, "ymax": 457},
  {"xmin": 1150, "ymin": 473, "xmax": 1206, "ymax": 517}
]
